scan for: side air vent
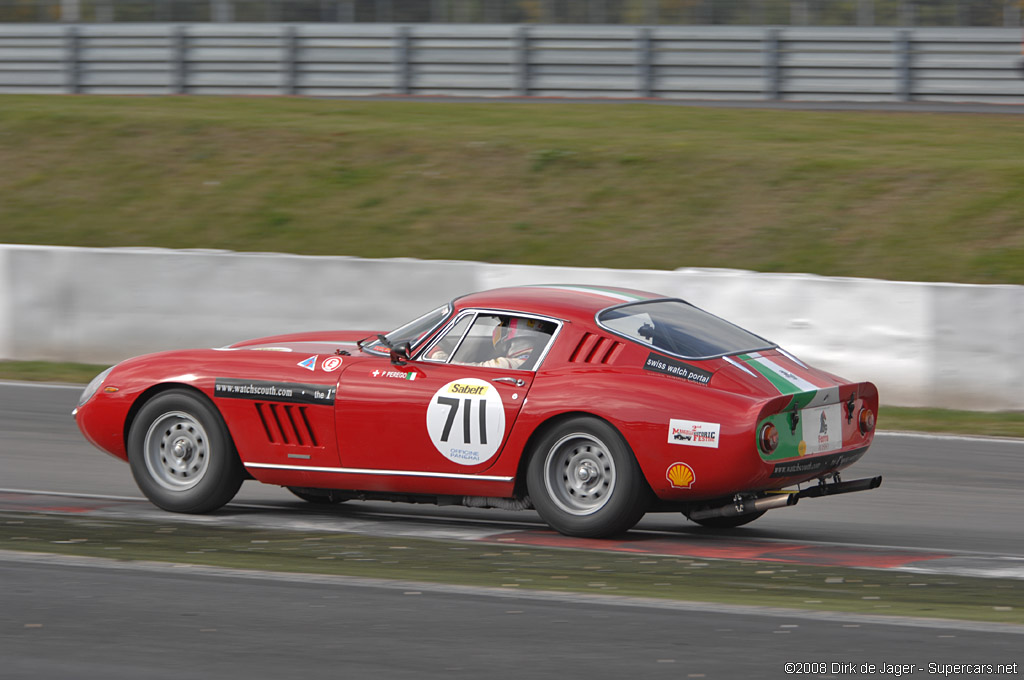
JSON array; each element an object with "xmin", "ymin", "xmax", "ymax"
[
  {"xmin": 569, "ymin": 333, "xmax": 624, "ymax": 365},
  {"xmin": 254, "ymin": 402, "xmax": 319, "ymax": 447}
]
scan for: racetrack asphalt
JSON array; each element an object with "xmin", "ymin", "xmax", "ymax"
[
  {"xmin": 2, "ymin": 381, "xmax": 1024, "ymax": 678},
  {"xmin": 2, "ymin": 551, "xmax": 1021, "ymax": 680}
]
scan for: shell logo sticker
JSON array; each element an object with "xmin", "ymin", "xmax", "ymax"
[
  {"xmin": 425, "ymin": 378, "xmax": 506, "ymax": 466},
  {"xmin": 798, "ymin": 440, "xmax": 807, "ymax": 456},
  {"xmin": 321, "ymin": 356, "xmax": 343, "ymax": 372},
  {"xmin": 666, "ymin": 462, "xmax": 696, "ymax": 489}
]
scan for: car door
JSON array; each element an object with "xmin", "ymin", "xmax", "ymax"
[{"xmin": 334, "ymin": 311, "xmax": 557, "ymax": 479}]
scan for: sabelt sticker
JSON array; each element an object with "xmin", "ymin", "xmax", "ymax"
[
  {"xmin": 321, "ymin": 356, "xmax": 343, "ymax": 372},
  {"xmin": 666, "ymin": 462, "xmax": 696, "ymax": 489},
  {"xmin": 426, "ymin": 378, "xmax": 505, "ymax": 466},
  {"xmin": 668, "ymin": 419, "xmax": 720, "ymax": 448}
]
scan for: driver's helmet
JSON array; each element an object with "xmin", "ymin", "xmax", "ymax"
[{"xmin": 492, "ymin": 317, "xmax": 550, "ymax": 363}]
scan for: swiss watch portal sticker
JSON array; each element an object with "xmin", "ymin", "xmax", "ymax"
[{"xmin": 426, "ymin": 378, "xmax": 505, "ymax": 466}]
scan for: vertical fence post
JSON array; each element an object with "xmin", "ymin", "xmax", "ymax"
[
  {"xmin": 898, "ymin": 0, "xmax": 914, "ymax": 26},
  {"xmin": 763, "ymin": 27, "xmax": 781, "ymax": 101},
  {"xmin": 514, "ymin": 24, "xmax": 530, "ymax": 96},
  {"xmin": 791, "ymin": 0, "xmax": 808, "ymax": 26},
  {"xmin": 857, "ymin": 0, "xmax": 873, "ymax": 26},
  {"xmin": 211, "ymin": 0, "xmax": 232, "ymax": 22},
  {"xmin": 171, "ymin": 24, "xmax": 187, "ymax": 94},
  {"xmin": 896, "ymin": 29, "xmax": 913, "ymax": 102},
  {"xmin": 644, "ymin": 0, "xmax": 658, "ymax": 24},
  {"xmin": 637, "ymin": 26, "xmax": 653, "ymax": 98},
  {"xmin": 60, "ymin": 0, "xmax": 80, "ymax": 22},
  {"xmin": 1004, "ymin": 0, "xmax": 1021, "ymax": 27},
  {"xmin": 395, "ymin": 25, "xmax": 411, "ymax": 95},
  {"xmin": 337, "ymin": 0, "xmax": 355, "ymax": 22},
  {"xmin": 541, "ymin": 0, "xmax": 555, "ymax": 23},
  {"xmin": 65, "ymin": 25, "xmax": 80, "ymax": 94},
  {"xmin": 282, "ymin": 25, "xmax": 297, "ymax": 95},
  {"xmin": 430, "ymin": 0, "xmax": 446, "ymax": 23}
]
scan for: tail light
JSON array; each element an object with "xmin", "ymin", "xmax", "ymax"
[
  {"xmin": 858, "ymin": 407, "xmax": 876, "ymax": 435},
  {"xmin": 758, "ymin": 422, "xmax": 779, "ymax": 455}
]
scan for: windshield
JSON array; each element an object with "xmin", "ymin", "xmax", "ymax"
[
  {"xmin": 364, "ymin": 304, "xmax": 451, "ymax": 353},
  {"xmin": 597, "ymin": 300, "xmax": 774, "ymax": 359}
]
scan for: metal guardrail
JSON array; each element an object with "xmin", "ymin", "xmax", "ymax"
[
  {"xmin": 1, "ymin": 23, "xmax": 1021, "ymax": 102},
  {"xmin": 1, "ymin": 0, "xmax": 1022, "ymax": 26}
]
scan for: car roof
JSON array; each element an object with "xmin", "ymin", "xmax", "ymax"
[{"xmin": 453, "ymin": 285, "xmax": 664, "ymax": 323}]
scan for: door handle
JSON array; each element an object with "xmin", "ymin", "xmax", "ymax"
[{"xmin": 492, "ymin": 377, "xmax": 525, "ymax": 387}]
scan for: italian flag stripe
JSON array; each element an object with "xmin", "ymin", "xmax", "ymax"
[{"xmin": 739, "ymin": 352, "xmax": 824, "ymax": 396}]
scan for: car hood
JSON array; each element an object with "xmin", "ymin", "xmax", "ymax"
[{"xmin": 222, "ymin": 330, "xmax": 379, "ymax": 356}]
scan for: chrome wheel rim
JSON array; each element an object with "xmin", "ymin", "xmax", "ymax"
[
  {"xmin": 143, "ymin": 411, "xmax": 210, "ymax": 491},
  {"xmin": 543, "ymin": 433, "xmax": 616, "ymax": 516}
]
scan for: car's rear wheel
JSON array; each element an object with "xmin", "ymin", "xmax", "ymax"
[
  {"xmin": 526, "ymin": 416, "xmax": 649, "ymax": 538},
  {"xmin": 128, "ymin": 389, "xmax": 244, "ymax": 514},
  {"xmin": 287, "ymin": 487, "xmax": 348, "ymax": 505},
  {"xmin": 687, "ymin": 510, "xmax": 767, "ymax": 529}
]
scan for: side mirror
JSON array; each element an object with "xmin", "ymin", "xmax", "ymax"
[{"xmin": 390, "ymin": 342, "xmax": 412, "ymax": 366}]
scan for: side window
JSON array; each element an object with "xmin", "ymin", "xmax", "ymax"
[
  {"xmin": 451, "ymin": 315, "xmax": 503, "ymax": 365},
  {"xmin": 435, "ymin": 314, "xmax": 556, "ymax": 371},
  {"xmin": 421, "ymin": 314, "xmax": 474, "ymax": 363}
]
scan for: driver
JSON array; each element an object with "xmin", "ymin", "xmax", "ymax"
[{"xmin": 430, "ymin": 317, "xmax": 550, "ymax": 369}]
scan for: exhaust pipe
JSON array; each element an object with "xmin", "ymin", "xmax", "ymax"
[
  {"xmin": 796, "ymin": 475, "xmax": 882, "ymax": 500},
  {"xmin": 688, "ymin": 492, "xmax": 797, "ymax": 522}
]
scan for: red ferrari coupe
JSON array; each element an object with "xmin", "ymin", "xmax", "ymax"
[{"xmin": 74, "ymin": 284, "xmax": 880, "ymax": 537}]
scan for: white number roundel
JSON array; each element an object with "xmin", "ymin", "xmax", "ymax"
[{"xmin": 426, "ymin": 378, "xmax": 506, "ymax": 466}]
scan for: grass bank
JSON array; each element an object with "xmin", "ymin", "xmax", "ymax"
[
  {"xmin": 3, "ymin": 96, "xmax": 1024, "ymax": 284},
  {"xmin": 2, "ymin": 513, "xmax": 1020, "ymax": 625}
]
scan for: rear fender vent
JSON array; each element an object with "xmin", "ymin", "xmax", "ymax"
[
  {"xmin": 254, "ymin": 402, "xmax": 319, "ymax": 447},
  {"xmin": 569, "ymin": 333, "xmax": 624, "ymax": 364}
]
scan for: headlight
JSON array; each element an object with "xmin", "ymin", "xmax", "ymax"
[{"xmin": 77, "ymin": 366, "xmax": 114, "ymax": 408}]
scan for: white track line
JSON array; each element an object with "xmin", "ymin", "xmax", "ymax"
[{"xmin": 1, "ymin": 549, "xmax": 1021, "ymax": 635}]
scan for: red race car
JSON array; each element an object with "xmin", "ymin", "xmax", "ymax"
[{"xmin": 74, "ymin": 284, "xmax": 880, "ymax": 538}]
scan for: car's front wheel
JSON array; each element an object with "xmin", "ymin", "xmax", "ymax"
[
  {"xmin": 526, "ymin": 416, "xmax": 649, "ymax": 538},
  {"xmin": 127, "ymin": 389, "xmax": 244, "ymax": 514}
]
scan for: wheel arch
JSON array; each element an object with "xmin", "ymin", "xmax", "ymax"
[
  {"xmin": 123, "ymin": 383, "xmax": 246, "ymax": 474},
  {"xmin": 512, "ymin": 410, "xmax": 651, "ymax": 499}
]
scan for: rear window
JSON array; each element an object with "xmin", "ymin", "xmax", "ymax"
[{"xmin": 597, "ymin": 300, "xmax": 774, "ymax": 359}]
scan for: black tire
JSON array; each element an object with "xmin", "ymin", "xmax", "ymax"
[
  {"xmin": 526, "ymin": 416, "xmax": 649, "ymax": 538},
  {"xmin": 687, "ymin": 510, "xmax": 767, "ymax": 529},
  {"xmin": 127, "ymin": 389, "xmax": 244, "ymax": 514},
  {"xmin": 287, "ymin": 487, "xmax": 348, "ymax": 505}
]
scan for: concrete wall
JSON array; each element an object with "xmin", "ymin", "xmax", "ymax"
[{"xmin": 2, "ymin": 244, "xmax": 1021, "ymax": 410}]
